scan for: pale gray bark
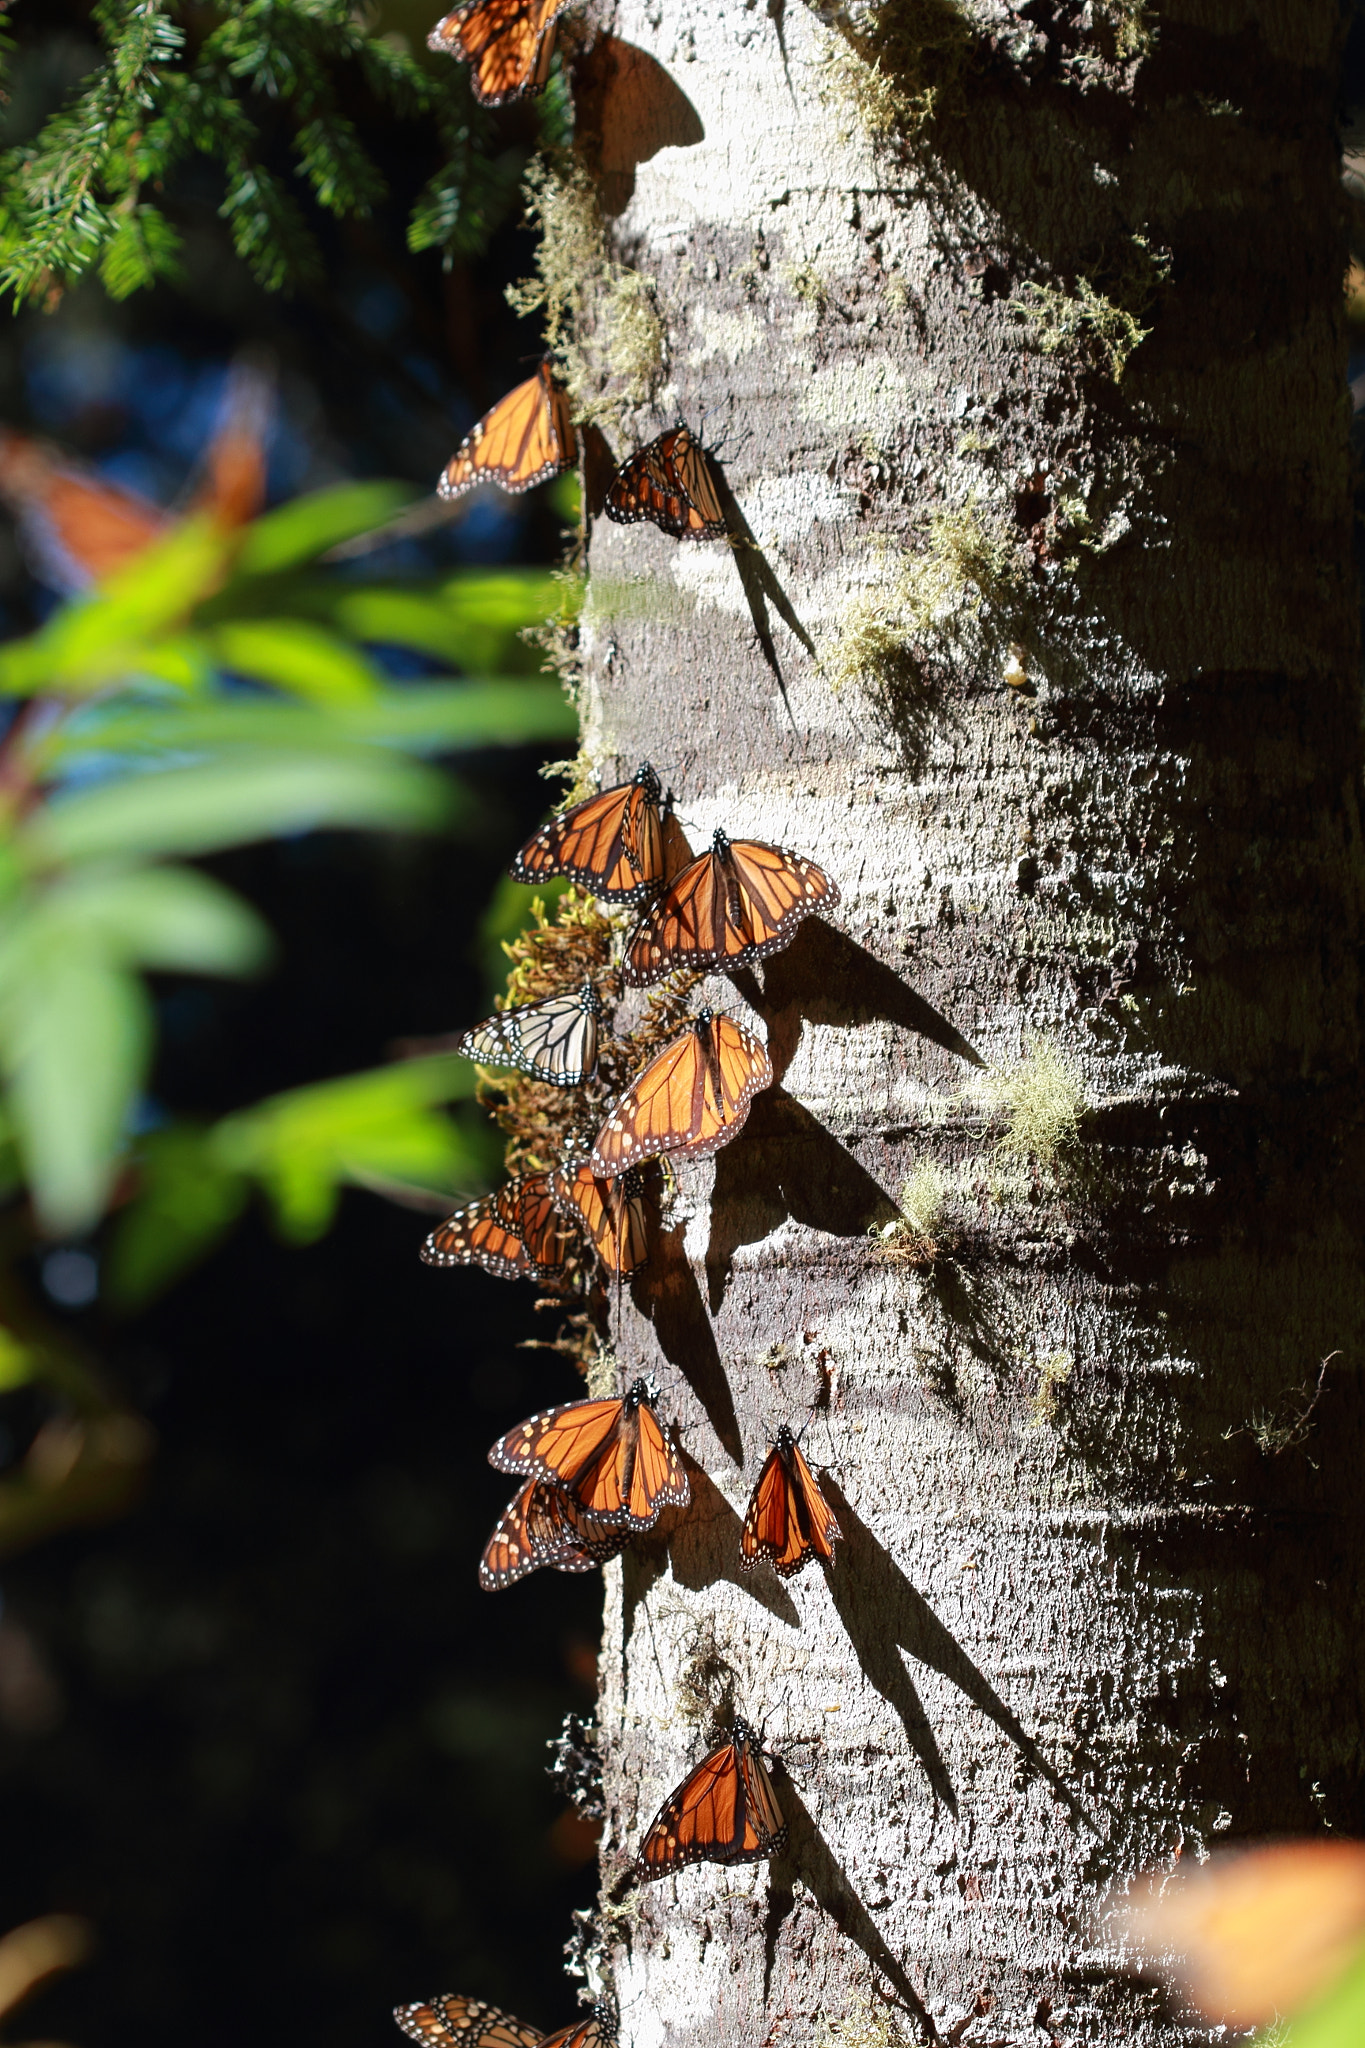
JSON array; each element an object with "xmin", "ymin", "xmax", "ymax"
[{"xmin": 565, "ymin": 2, "xmax": 1365, "ymax": 2042}]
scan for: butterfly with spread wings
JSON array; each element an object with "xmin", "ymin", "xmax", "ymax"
[
  {"xmin": 740, "ymin": 1424, "xmax": 842, "ymax": 1578},
  {"xmin": 636, "ymin": 1718, "xmax": 787, "ymax": 1879},
  {"xmin": 479, "ymin": 1476, "xmax": 629, "ymax": 1590},
  {"xmin": 624, "ymin": 828, "xmax": 838, "ymax": 987},
  {"xmin": 549, "ymin": 1161, "xmax": 649, "ymax": 1277},
  {"xmin": 458, "ymin": 981, "xmax": 604, "ymax": 1088},
  {"xmin": 0, "ymin": 358, "xmax": 272, "ymax": 594},
  {"xmin": 396, "ymin": 1996, "xmax": 615, "ymax": 2048},
  {"xmin": 511, "ymin": 760, "xmax": 672, "ymax": 903},
  {"xmin": 420, "ymin": 1171, "xmax": 581, "ymax": 1280},
  {"xmin": 489, "ymin": 1377, "xmax": 689, "ymax": 1531},
  {"xmin": 604, "ymin": 424, "xmax": 727, "ymax": 541},
  {"xmin": 439, "ymin": 362, "xmax": 576, "ymax": 500},
  {"xmin": 589, "ymin": 1010, "xmax": 773, "ymax": 1176},
  {"xmin": 427, "ymin": 0, "xmax": 570, "ymax": 104}
]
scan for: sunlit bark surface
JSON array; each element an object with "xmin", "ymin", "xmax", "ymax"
[{"xmin": 568, "ymin": 1, "xmax": 1365, "ymax": 2040}]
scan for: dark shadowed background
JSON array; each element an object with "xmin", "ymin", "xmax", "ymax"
[{"xmin": 0, "ymin": 5, "xmax": 600, "ymax": 2045}]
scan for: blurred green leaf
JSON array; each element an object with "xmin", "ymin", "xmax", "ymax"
[
  {"xmin": 104, "ymin": 1125, "xmax": 250, "ymax": 1312},
  {"xmin": 40, "ymin": 866, "xmax": 274, "ymax": 978},
  {"xmin": 25, "ymin": 751, "xmax": 455, "ymax": 867},
  {"xmin": 205, "ymin": 619, "xmax": 382, "ymax": 704},
  {"xmin": 0, "ymin": 1329, "xmax": 38, "ymax": 1393},
  {"xmin": 211, "ymin": 1055, "xmax": 493, "ymax": 1243},
  {"xmin": 0, "ymin": 919, "xmax": 150, "ymax": 1235},
  {"xmin": 40, "ymin": 682, "xmax": 576, "ymax": 773},
  {"xmin": 1272, "ymin": 1941, "xmax": 1365, "ymax": 2047},
  {"xmin": 232, "ymin": 482, "xmax": 418, "ymax": 576}
]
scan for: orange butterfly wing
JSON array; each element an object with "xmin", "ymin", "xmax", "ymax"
[
  {"xmin": 539, "ymin": 2017, "xmax": 614, "ymax": 2048},
  {"xmin": 510, "ymin": 761, "xmax": 666, "ymax": 902},
  {"xmin": 394, "ymin": 1997, "xmax": 543, "ymax": 2048},
  {"xmin": 428, "ymin": 0, "xmax": 567, "ymax": 103},
  {"xmin": 636, "ymin": 1719, "xmax": 786, "ymax": 1879},
  {"xmin": 604, "ymin": 426, "xmax": 726, "ymax": 541},
  {"xmin": 422, "ymin": 1172, "xmax": 576, "ymax": 1280},
  {"xmin": 549, "ymin": 1162, "xmax": 649, "ymax": 1276},
  {"xmin": 488, "ymin": 1381, "xmax": 688, "ymax": 1530},
  {"xmin": 740, "ymin": 1427, "xmax": 842, "ymax": 1577},
  {"xmin": 624, "ymin": 830, "xmax": 838, "ymax": 986},
  {"xmin": 440, "ymin": 363, "xmax": 576, "ymax": 499},
  {"xmin": 589, "ymin": 1012, "xmax": 772, "ymax": 1175},
  {"xmin": 479, "ymin": 1478, "xmax": 627, "ymax": 1590}
]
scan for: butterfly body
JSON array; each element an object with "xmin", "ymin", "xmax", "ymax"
[
  {"xmin": 604, "ymin": 424, "xmax": 726, "ymax": 541},
  {"xmin": 549, "ymin": 1160, "xmax": 649, "ymax": 1276},
  {"xmin": 427, "ymin": 0, "xmax": 569, "ymax": 104},
  {"xmin": 439, "ymin": 362, "xmax": 575, "ymax": 499},
  {"xmin": 589, "ymin": 1009, "xmax": 772, "ymax": 1174},
  {"xmin": 479, "ymin": 1476, "xmax": 627, "ymax": 1589},
  {"xmin": 421, "ymin": 1170, "xmax": 580, "ymax": 1280},
  {"xmin": 624, "ymin": 828, "xmax": 838, "ymax": 986},
  {"xmin": 488, "ymin": 1377, "xmax": 689, "ymax": 1530},
  {"xmin": 740, "ymin": 1423, "xmax": 842, "ymax": 1578},
  {"xmin": 458, "ymin": 980, "xmax": 603, "ymax": 1087},
  {"xmin": 511, "ymin": 761, "xmax": 669, "ymax": 903},
  {"xmin": 636, "ymin": 1717, "xmax": 787, "ymax": 1879}
]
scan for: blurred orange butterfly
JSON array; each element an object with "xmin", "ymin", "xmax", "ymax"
[
  {"xmin": 479, "ymin": 1476, "xmax": 628, "ymax": 1589},
  {"xmin": 420, "ymin": 1171, "xmax": 579, "ymax": 1280},
  {"xmin": 740, "ymin": 1424, "xmax": 842, "ymax": 1578},
  {"xmin": 458, "ymin": 980, "xmax": 603, "ymax": 1087},
  {"xmin": 488, "ymin": 1377, "xmax": 689, "ymax": 1531},
  {"xmin": 427, "ymin": 0, "xmax": 570, "ymax": 105},
  {"xmin": 439, "ymin": 362, "xmax": 575, "ymax": 499},
  {"xmin": 396, "ymin": 1996, "xmax": 615, "ymax": 2048},
  {"xmin": 636, "ymin": 1717, "xmax": 787, "ymax": 1879},
  {"xmin": 0, "ymin": 358, "xmax": 271, "ymax": 593},
  {"xmin": 549, "ymin": 1160, "xmax": 649, "ymax": 1277},
  {"xmin": 589, "ymin": 1010, "xmax": 773, "ymax": 1175},
  {"xmin": 604, "ymin": 424, "xmax": 726, "ymax": 541},
  {"xmin": 511, "ymin": 760, "xmax": 671, "ymax": 904},
  {"xmin": 623, "ymin": 828, "xmax": 838, "ymax": 987}
]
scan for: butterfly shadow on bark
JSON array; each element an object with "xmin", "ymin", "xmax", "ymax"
[
  {"xmin": 731, "ymin": 915, "xmax": 985, "ymax": 1082},
  {"xmin": 708, "ymin": 466, "xmax": 816, "ymax": 730},
  {"xmin": 764, "ymin": 1772, "xmax": 939, "ymax": 2038},
  {"xmin": 820, "ymin": 1479, "xmax": 1091, "ymax": 1829},
  {"xmin": 635, "ymin": 1218, "xmax": 742, "ymax": 1461},
  {"xmin": 572, "ymin": 35, "xmax": 705, "ymax": 217},
  {"xmin": 704, "ymin": 1086, "xmax": 901, "ymax": 1311}
]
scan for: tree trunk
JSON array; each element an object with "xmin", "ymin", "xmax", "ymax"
[{"xmin": 564, "ymin": 1, "xmax": 1365, "ymax": 2040}]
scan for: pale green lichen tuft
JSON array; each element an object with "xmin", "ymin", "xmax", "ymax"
[
  {"xmin": 823, "ymin": 502, "xmax": 1023, "ymax": 699},
  {"xmin": 815, "ymin": 0, "xmax": 972, "ymax": 147},
  {"xmin": 506, "ymin": 160, "xmax": 665, "ymax": 426},
  {"xmin": 983, "ymin": 1033, "xmax": 1086, "ymax": 1166},
  {"xmin": 1017, "ymin": 236, "xmax": 1169, "ymax": 381},
  {"xmin": 817, "ymin": 1991, "xmax": 913, "ymax": 2048},
  {"xmin": 873, "ymin": 1160, "xmax": 953, "ymax": 1268},
  {"xmin": 1027, "ymin": 1349, "xmax": 1074, "ymax": 1428},
  {"xmin": 1100, "ymin": 0, "xmax": 1156, "ymax": 59},
  {"xmin": 782, "ymin": 259, "xmax": 830, "ymax": 310}
]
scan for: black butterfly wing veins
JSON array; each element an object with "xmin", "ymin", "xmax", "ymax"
[
  {"xmin": 510, "ymin": 761, "xmax": 667, "ymax": 904},
  {"xmin": 479, "ymin": 1478, "xmax": 628, "ymax": 1590},
  {"xmin": 439, "ymin": 362, "xmax": 574, "ymax": 497},
  {"xmin": 394, "ymin": 1997, "xmax": 544, "ymax": 2048},
  {"xmin": 428, "ymin": 0, "xmax": 569, "ymax": 106},
  {"xmin": 624, "ymin": 829, "xmax": 839, "ymax": 985},
  {"xmin": 604, "ymin": 426, "xmax": 727, "ymax": 542},
  {"xmin": 740, "ymin": 1424, "xmax": 842, "ymax": 1577},
  {"xmin": 458, "ymin": 981, "xmax": 603, "ymax": 1087},
  {"xmin": 635, "ymin": 1718, "xmax": 786, "ymax": 1879}
]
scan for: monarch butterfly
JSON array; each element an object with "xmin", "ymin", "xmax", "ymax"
[
  {"xmin": 439, "ymin": 361, "xmax": 576, "ymax": 500},
  {"xmin": 739, "ymin": 1424, "xmax": 842, "ymax": 1578},
  {"xmin": 623, "ymin": 828, "xmax": 838, "ymax": 987},
  {"xmin": 604, "ymin": 424, "xmax": 727, "ymax": 541},
  {"xmin": 488, "ymin": 1377, "xmax": 689, "ymax": 1530},
  {"xmin": 479, "ymin": 1476, "xmax": 628, "ymax": 1589},
  {"xmin": 549, "ymin": 1161, "xmax": 649, "ymax": 1276},
  {"xmin": 0, "ymin": 359, "xmax": 271, "ymax": 593},
  {"xmin": 589, "ymin": 1009, "xmax": 773, "ymax": 1175},
  {"xmin": 427, "ymin": 0, "xmax": 570, "ymax": 104},
  {"xmin": 636, "ymin": 1718, "xmax": 787, "ymax": 1879},
  {"xmin": 511, "ymin": 761, "xmax": 670, "ymax": 904},
  {"xmin": 458, "ymin": 981, "xmax": 603, "ymax": 1088},
  {"xmin": 395, "ymin": 1997, "xmax": 615, "ymax": 2048},
  {"xmin": 421, "ymin": 1172, "xmax": 579, "ymax": 1280}
]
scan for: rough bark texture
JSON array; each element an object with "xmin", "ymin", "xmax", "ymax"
[{"xmin": 564, "ymin": 1, "xmax": 1365, "ymax": 2041}]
